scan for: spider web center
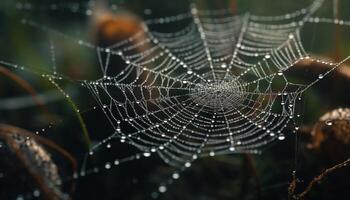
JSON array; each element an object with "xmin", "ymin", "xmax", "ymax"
[{"xmin": 191, "ymin": 78, "xmax": 244, "ymax": 110}]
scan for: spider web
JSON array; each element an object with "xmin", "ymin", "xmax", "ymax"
[
  {"xmin": 2, "ymin": 0, "xmax": 350, "ymax": 198},
  {"xmin": 81, "ymin": 0, "xmax": 329, "ymax": 167}
]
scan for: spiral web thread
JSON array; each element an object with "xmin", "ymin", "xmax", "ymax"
[
  {"xmin": 2, "ymin": 0, "xmax": 350, "ymax": 197},
  {"xmin": 84, "ymin": 0, "xmax": 325, "ymax": 167}
]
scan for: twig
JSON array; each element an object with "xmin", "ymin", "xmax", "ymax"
[
  {"xmin": 0, "ymin": 124, "xmax": 77, "ymax": 198},
  {"xmin": 0, "ymin": 65, "xmax": 55, "ymax": 121},
  {"xmin": 289, "ymin": 158, "xmax": 350, "ymax": 199},
  {"xmin": 1, "ymin": 64, "xmax": 92, "ymax": 150},
  {"xmin": 48, "ymin": 79, "xmax": 92, "ymax": 149}
]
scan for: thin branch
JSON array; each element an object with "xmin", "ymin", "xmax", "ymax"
[
  {"xmin": 289, "ymin": 158, "xmax": 350, "ymax": 200},
  {"xmin": 0, "ymin": 65, "xmax": 55, "ymax": 121}
]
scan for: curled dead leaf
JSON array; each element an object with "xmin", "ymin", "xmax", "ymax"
[
  {"xmin": 91, "ymin": 7, "xmax": 145, "ymax": 46},
  {"xmin": 308, "ymin": 108, "xmax": 350, "ymax": 162},
  {"xmin": 0, "ymin": 124, "xmax": 76, "ymax": 200}
]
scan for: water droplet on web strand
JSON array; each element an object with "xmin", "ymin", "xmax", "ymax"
[
  {"xmin": 16, "ymin": 196, "xmax": 24, "ymax": 200},
  {"xmin": 143, "ymin": 152, "xmax": 151, "ymax": 157},
  {"xmin": 33, "ymin": 190, "xmax": 40, "ymax": 197},
  {"xmin": 278, "ymin": 135, "xmax": 285, "ymax": 140},
  {"xmin": 105, "ymin": 163, "xmax": 111, "ymax": 169},
  {"xmin": 158, "ymin": 185, "xmax": 167, "ymax": 193},
  {"xmin": 185, "ymin": 162, "xmax": 191, "ymax": 167},
  {"xmin": 209, "ymin": 151, "xmax": 215, "ymax": 156},
  {"xmin": 172, "ymin": 173, "xmax": 180, "ymax": 179},
  {"xmin": 144, "ymin": 9, "xmax": 152, "ymax": 15}
]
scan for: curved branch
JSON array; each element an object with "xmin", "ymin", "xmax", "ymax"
[
  {"xmin": 0, "ymin": 65, "xmax": 56, "ymax": 121},
  {"xmin": 289, "ymin": 158, "xmax": 350, "ymax": 200}
]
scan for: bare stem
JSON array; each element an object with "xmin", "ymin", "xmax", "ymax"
[{"xmin": 289, "ymin": 158, "xmax": 350, "ymax": 199}]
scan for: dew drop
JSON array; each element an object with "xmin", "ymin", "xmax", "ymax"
[
  {"xmin": 143, "ymin": 152, "xmax": 151, "ymax": 157},
  {"xmin": 33, "ymin": 190, "xmax": 40, "ymax": 197},
  {"xmin": 16, "ymin": 196, "xmax": 24, "ymax": 200},
  {"xmin": 114, "ymin": 160, "xmax": 120, "ymax": 165},
  {"xmin": 105, "ymin": 163, "xmax": 111, "ymax": 169},
  {"xmin": 172, "ymin": 173, "xmax": 180, "ymax": 179},
  {"xmin": 144, "ymin": 9, "xmax": 152, "ymax": 15},
  {"xmin": 325, "ymin": 120, "xmax": 333, "ymax": 126},
  {"xmin": 158, "ymin": 185, "xmax": 167, "ymax": 193},
  {"xmin": 278, "ymin": 135, "xmax": 285, "ymax": 140}
]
